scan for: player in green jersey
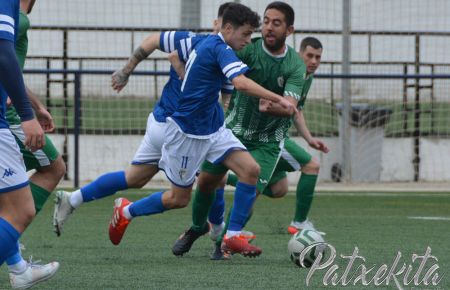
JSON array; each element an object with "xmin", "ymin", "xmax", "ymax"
[
  {"xmin": 172, "ymin": 1, "xmax": 305, "ymax": 258},
  {"xmin": 5, "ymin": 0, "xmax": 62, "ymax": 287},
  {"xmin": 260, "ymin": 37, "xmax": 329, "ymax": 235}
]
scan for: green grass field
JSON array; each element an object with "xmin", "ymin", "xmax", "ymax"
[{"xmin": 2, "ymin": 191, "xmax": 449, "ymax": 289}]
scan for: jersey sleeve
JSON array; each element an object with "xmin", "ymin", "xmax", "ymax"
[
  {"xmin": 159, "ymin": 30, "xmax": 195, "ymax": 53},
  {"xmin": 176, "ymin": 35, "xmax": 207, "ymax": 63},
  {"xmin": 284, "ymin": 63, "xmax": 306, "ymax": 108},
  {"xmin": 0, "ymin": 0, "xmax": 17, "ymax": 42},
  {"xmin": 221, "ymin": 80, "xmax": 234, "ymax": 94},
  {"xmin": 216, "ymin": 43, "xmax": 249, "ymax": 81}
]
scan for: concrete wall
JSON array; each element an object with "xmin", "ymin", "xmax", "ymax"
[{"xmin": 48, "ymin": 134, "xmax": 450, "ymax": 186}]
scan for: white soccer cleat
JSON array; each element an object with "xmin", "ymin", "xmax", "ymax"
[
  {"xmin": 208, "ymin": 222, "xmax": 225, "ymax": 241},
  {"xmin": 288, "ymin": 220, "xmax": 326, "ymax": 236},
  {"xmin": 53, "ymin": 190, "xmax": 75, "ymax": 236},
  {"xmin": 9, "ymin": 259, "xmax": 60, "ymax": 289}
]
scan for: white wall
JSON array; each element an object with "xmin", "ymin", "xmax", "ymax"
[{"xmin": 48, "ymin": 134, "xmax": 450, "ymax": 185}]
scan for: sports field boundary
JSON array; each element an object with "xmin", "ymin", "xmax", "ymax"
[{"xmin": 56, "ymin": 180, "xmax": 450, "ymax": 193}]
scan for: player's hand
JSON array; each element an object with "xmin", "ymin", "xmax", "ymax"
[
  {"xmin": 259, "ymin": 99, "xmax": 273, "ymax": 112},
  {"xmin": 21, "ymin": 118, "xmax": 45, "ymax": 151},
  {"xmin": 36, "ymin": 107, "xmax": 55, "ymax": 133},
  {"xmin": 111, "ymin": 69, "xmax": 130, "ymax": 92},
  {"xmin": 308, "ymin": 138, "xmax": 329, "ymax": 153},
  {"xmin": 278, "ymin": 98, "xmax": 298, "ymax": 116},
  {"xmin": 6, "ymin": 97, "xmax": 12, "ymax": 107}
]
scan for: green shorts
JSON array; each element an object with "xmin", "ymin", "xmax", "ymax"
[
  {"xmin": 10, "ymin": 124, "xmax": 59, "ymax": 171},
  {"xmin": 267, "ymin": 138, "xmax": 312, "ymax": 187},
  {"xmin": 201, "ymin": 139, "xmax": 283, "ymax": 194}
]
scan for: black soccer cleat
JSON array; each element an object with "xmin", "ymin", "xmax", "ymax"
[
  {"xmin": 210, "ymin": 244, "xmax": 230, "ymax": 260},
  {"xmin": 172, "ymin": 225, "xmax": 209, "ymax": 256}
]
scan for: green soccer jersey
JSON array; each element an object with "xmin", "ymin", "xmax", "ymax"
[
  {"xmin": 225, "ymin": 38, "xmax": 306, "ymax": 143},
  {"xmin": 6, "ymin": 10, "xmax": 30, "ymax": 125},
  {"xmin": 298, "ymin": 74, "xmax": 313, "ymax": 110}
]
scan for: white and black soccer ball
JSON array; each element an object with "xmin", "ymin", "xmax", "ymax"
[{"xmin": 288, "ymin": 229, "xmax": 326, "ymax": 268}]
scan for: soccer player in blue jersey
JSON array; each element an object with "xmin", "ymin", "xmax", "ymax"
[
  {"xmin": 108, "ymin": 3, "xmax": 296, "ymax": 257},
  {"xmin": 52, "ymin": 3, "xmax": 235, "ymax": 236},
  {"xmin": 0, "ymin": 0, "xmax": 59, "ymax": 288}
]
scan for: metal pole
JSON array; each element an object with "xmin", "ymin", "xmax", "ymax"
[
  {"xmin": 74, "ymin": 73, "xmax": 81, "ymax": 188},
  {"xmin": 62, "ymin": 29, "xmax": 69, "ymax": 181},
  {"xmin": 341, "ymin": 0, "xmax": 352, "ymax": 182},
  {"xmin": 413, "ymin": 34, "xmax": 421, "ymax": 181}
]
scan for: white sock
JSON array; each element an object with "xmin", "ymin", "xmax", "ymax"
[
  {"xmin": 69, "ymin": 190, "xmax": 84, "ymax": 208},
  {"xmin": 122, "ymin": 205, "xmax": 133, "ymax": 220},
  {"xmin": 8, "ymin": 258, "xmax": 27, "ymax": 274},
  {"xmin": 226, "ymin": 230, "xmax": 241, "ymax": 238}
]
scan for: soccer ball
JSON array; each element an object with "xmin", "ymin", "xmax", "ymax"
[{"xmin": 288, "ymin": 229, "xmax": 326, "ymax": 268}]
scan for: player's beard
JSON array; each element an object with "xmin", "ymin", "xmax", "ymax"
[{"xmin": 263, "ymin": 34, "xmax": 287, "ymax": 53}]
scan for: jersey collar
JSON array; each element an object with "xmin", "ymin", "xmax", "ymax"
[
  {"xmin": 218, "ymin": 32, "xmax": 225, "ymax": 42},
  {"xmin": 262, "ymin": 41, "xmax": 288, "ymax": 58}
]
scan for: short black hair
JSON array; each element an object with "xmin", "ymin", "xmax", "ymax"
[
  {"xmin": 300, "ymin": 37, "xmax": 323, "ymax": 52},
  {"xmin": 218, "ymin": 2, "xmax": 236, "ymax": 18},
  {"xmin": 264, "ymin": 1, "xmax": 295, "ymax": 27},
  {"xmin": 222, "ymin": 3, "xmax": 261, "ymax": 29}
]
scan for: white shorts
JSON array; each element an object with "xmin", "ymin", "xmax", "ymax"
[
  {"xmin": 159, "ymin": 118, "xmax": 246, "ymax": 187},
  {"xmin": 132, "ymin": 113, "xmax": 166, "ymax": 165},
  {"xmin": 0, "ymin": 129, "xmax": 29, "ymax": 194}
]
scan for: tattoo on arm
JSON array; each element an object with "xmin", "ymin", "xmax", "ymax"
[{"xmin": 132, "ymin": 47, "xmax": 150, "ymax": 62}]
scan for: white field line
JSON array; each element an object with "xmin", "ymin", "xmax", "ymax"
[
  {"xmin": 408, "ymin": 216, "xmax": 450, "ymax": 221},
  {"xmin": 316, "ymin": 192, "xmax": 450, "ymax": 197}
]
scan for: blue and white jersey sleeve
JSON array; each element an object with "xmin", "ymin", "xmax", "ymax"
[
  {"xmin": 177, "ymin": 34, "xmax": 208, "ymax": 63},
  {"xmin": 221, "ymin": 80, "xmax": 234, "ymax": 95},
  {"xmin": 216, "ymin": 44, "xmax": 249, "ymax": 81},
  {"xmin": 0, "ymin": 0, "xmax": 18, "ymax": 42},
  {"xmin": 159, "ymin": 30, "xmax": 195, "ymax": 53}
]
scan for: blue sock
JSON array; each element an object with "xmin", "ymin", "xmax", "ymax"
[
  {"xmin": 81, "ymin": 171, "xmax": 128, "ymax": 202},
  {"xmin": 229, "ymin": 182, "xmax": 256, "ymax": 231},
  {"xmin": 5, "ymin": 246, "xmax": 22, "ymax": 266},
  {"xmin": 128, "ymin": 191, "xmax": 167, "ymax": 217},
  {"xmin": 0, "ymin": 218, "xmax": 20, "ymax": 266},
  {"xmin": 208, "ymin": 188, "xmax": 225, "ymax": 225}
]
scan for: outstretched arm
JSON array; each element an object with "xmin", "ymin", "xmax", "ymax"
[
  {"xmin": 259, "ymin": 96, "xmax": 298, "ymax": 117},
  {"xmin": 112, "ymin": 33, "xmax": 161, "ymax": 92},
  {"xmin": 168, "ymin": 50, "xmax": 186, "ymax": 80},
  {"xmin": 232, "ymin": 74, "xmax": 297, "ymax": 116},
  {"xmin": 293, "ymin": 110, "xmax": 329, "ymax": 153}
]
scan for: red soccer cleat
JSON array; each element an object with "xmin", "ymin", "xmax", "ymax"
[
  {"xmin": 109, "ymin": 198, "xmax": 132, "ymax": 245},
  {"xmin": 221, "ymin": 234, "xmax": 262, "ymax": 257},
  {"xmin": 287, "ymin": 225, "xmax": 299, "ymax": 235}
]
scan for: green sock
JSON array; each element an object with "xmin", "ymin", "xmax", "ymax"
[
  {"xmin": 30, "ymin": 182, "xmax": 52, "ymax": 214},
  {"xmin": 215, "ymin": 207, "xmax": 253, "ymax": 247},
  {"xmin": 226, "ymin": 174, "xmax": 238, "ymax": 187},
  {"xmin": 294, "ymin": 173, "xmax": 318, "ymax": 222},
  {"xmin": 191, "ymin": 188, "xmax": 215, "ymax": 232}
]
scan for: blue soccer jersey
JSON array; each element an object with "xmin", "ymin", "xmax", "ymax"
[
  {"xmin": 152, "ymin": 31, "xmax": 207, "ymax": 122},
  {"xmin": 0, "ymin": 0, "xmax": 19, "ymax": 129},
  {"xmin": 170, "ymin": 33, "xmax": 248, "ymax": 137}
]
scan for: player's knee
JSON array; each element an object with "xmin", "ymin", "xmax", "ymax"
[
  {"xmin": 40, "ymin": 156, "xmax": 66, "ymax": 181},
  {"xmin": 241, "ymin": 162, "xmax": 260, "ymax": 184},
  {"xmin": 271, "ymin": 189, "xmax": 288, "ymax": 198},
  {"xmin": 302, "ymin": 158, "xmax": 320, "ymax": 174},
  {"xmin": 126, "ymin": 176, "xmax": 148, "ymax": 189},
  {"xmin": 20, "ymin": 205, "xmax": 36, "ymax": 228},
  {"xmin": 171, "ymin": 195, "xmax": 190, "ymax": 208},
  {"xmin": 53, "ymin": 157, "xmax": 66, "ymax": 180}
]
